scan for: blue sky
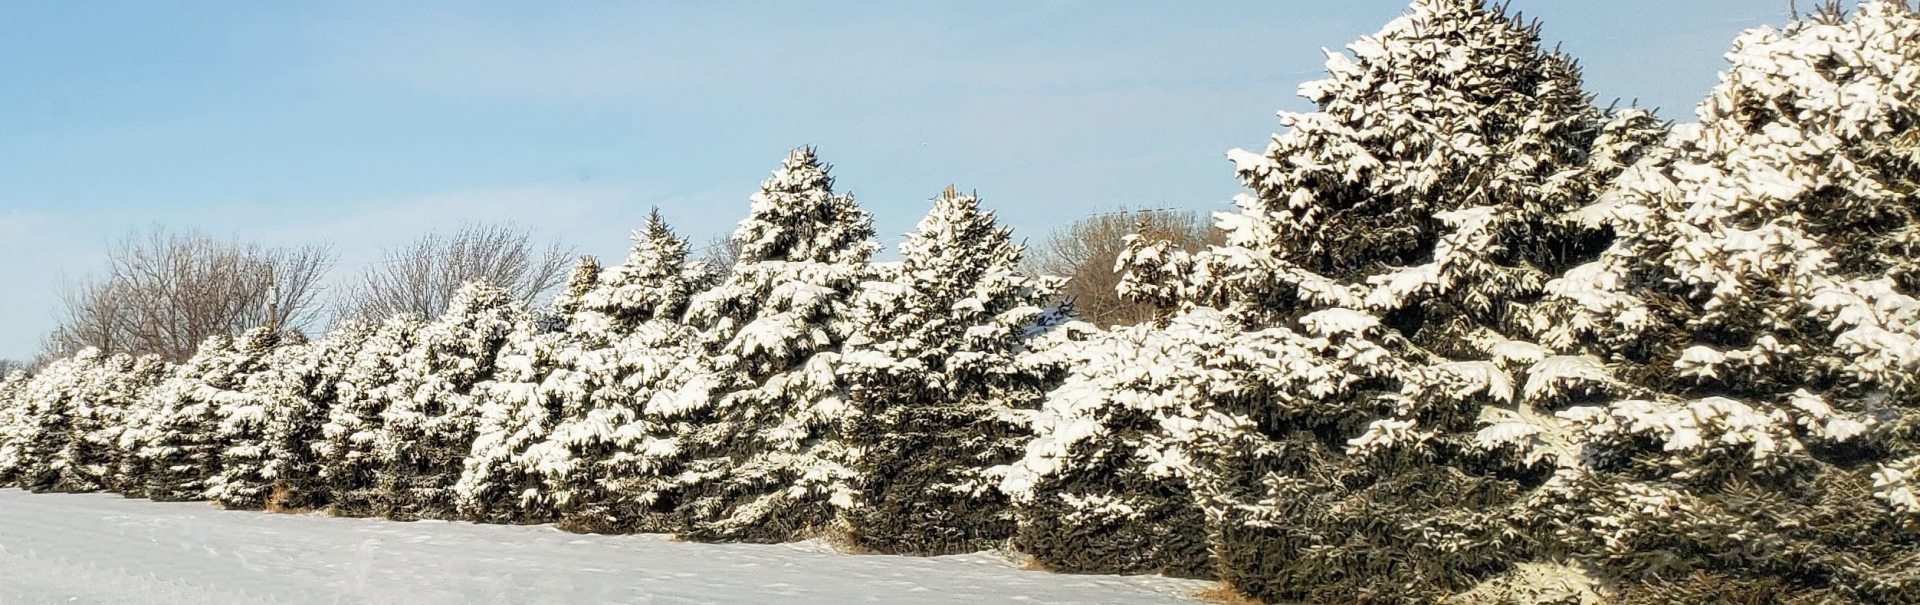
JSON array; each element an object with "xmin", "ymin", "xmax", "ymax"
[{"xmin": 0, "ymin": 0, "xmax": 1792, "ymax": 360}]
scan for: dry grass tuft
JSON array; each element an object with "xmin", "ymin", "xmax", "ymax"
[
  {"xmin": 810, "ymin": 524, "xmax": 875, "ymax": 556},
  {"xmin": 263, "ymin": 484, "xmax": 311, "ymax": 514},
  {"xmin": 1193, "ymin": 585, "xmax": 1263, "ymax": 605}
]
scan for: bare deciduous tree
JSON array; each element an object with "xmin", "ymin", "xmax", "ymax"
[
  {"xmin": 1028, "ymin": 207, "xmax": 1222, "ymax": 327},
  {"xmin": 697, "ymin": 233, "xmax": 745, "ymax": 281},
  {"xmin": 46, "ymin": 227, "xmax": 334, "ymax": 362},
  {"xmin": 335, "ymin": 222, "xmax": 572, "ymax": 322}
]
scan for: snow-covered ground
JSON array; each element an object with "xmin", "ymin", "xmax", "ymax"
[{"xmin": 0, "ymin": 489, "xmax": 1210, "ymax": 604}]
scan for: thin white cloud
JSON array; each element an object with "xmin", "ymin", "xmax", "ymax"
[{"xmin": 0, "ymin": 211, "xmax": 50, "ymax": 244}]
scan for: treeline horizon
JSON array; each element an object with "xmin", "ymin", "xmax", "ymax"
[{"xmin": 3, "ymin": 198, "xmax": 1202, "ymax": 373}]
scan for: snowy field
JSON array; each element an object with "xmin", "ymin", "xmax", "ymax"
[{"xmin": 0, "ymin": 489, "xmax": 1209, "ymax": 605}]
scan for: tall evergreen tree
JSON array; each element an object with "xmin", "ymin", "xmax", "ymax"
[
  {"xmin": 372, "ymin": 283, "xmax": 524, "ymax": 520},
  {"xmin": 206, "ymin": 333, "xmax": 309, "ymax": 509},
  {"xmin": 672, "ymin": 147, "xmax": 878, "ymax": 542},
  {"xmin": 1009, "ymin": 0, "xmax": 1666, "ymax": 599},
  {"xmin": 135, "ymin": 328, "xmax": 284, "ymax": 502},
  {"xmin": 6, "ymin": 351, "xmax": 97, "ymax": 491},
  {"xmin": 316, "ymin": 314, "xmax": 424, "ymax": 515},
  {"xmin": 841, "ymin": 188, "xmax": 1062, "ymax": 555},
  {"xmin": 463, "ymin": 212, "xmax": 709, "ymax": 531},
  {"xmin": 55, "ymin": 352, "xmax": 167, "ymax": 493},
  {"xmin": 1535, "ymin": 3, "xmax": 1920, "ymax": 602},
  {"xmin": 0, "ymin": 369, "xmax": 27, "ymax": 486},
  {"xmin": 458, "ymin": 259, "xmax": 599, "ymax": 524},
  {"xmin": 256, "ymin": 320, "xmax": 375, "ymax": 511},
  {"xmin": 543, "ymin": 212, "xmax": 705, "ymax": 532}
]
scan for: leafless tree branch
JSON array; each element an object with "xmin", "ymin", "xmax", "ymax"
[
  {"xmin": 334, "ymin": 222, "xmax": 573, "ymax": 322},
  {"xmin": 697, "ymin": 234, "xmax": 745, "ymax": 282},
  {"xmin": 1027, "ymin": 207, "xmax": 1222, "ymax": 328},
  {"xmin": 46, "ymin": 226, "xmax": 334, "ymax": 362}
]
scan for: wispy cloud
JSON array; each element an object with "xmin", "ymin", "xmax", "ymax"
[{"xmin": 0, "ymin": 211, "xmax": 50, "ymax": 244}]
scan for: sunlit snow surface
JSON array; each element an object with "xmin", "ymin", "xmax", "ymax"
[{"xmin": 0, "ymin": 490, "xmax": 1208, "ymax": 604}]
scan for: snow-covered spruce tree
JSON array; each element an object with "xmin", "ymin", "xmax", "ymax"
[
  {"xmin": 839, "ymin": 187, "xmax": 1061, "ymax": 555},
  {"xmin": 463, "ymin": 212, "xmax": 710, "ymax": 531},
  {"xmin": 1014, "ymin": 0, "xmax": 1668, "ymax": 600},
  {"xmin": 535, "ymin": 213, "xmax": 706, "ymax": 532},
  {"xmin": 315, "ymin": 314, "xmax": 423, "ymax": 516},
  {"xmin": 1002, "ymin": 306, "xmax": 1415, "ymax": 580},
  {"xmin": 0, "ymin": 369, "xmax": 27, "ymax": 486},
  {"xmin": 4, "ymin": 351, "xmax": 97, "ymax": 491},
  {"xmin": 670, "ymin": 148, "xmax": 878, "ymax": 542},
  {"xmin": 135, "ymin": 328, "xmax": 285, "ymax": 502},
  {"xmin": 52, "ymin": 352, "xmax": 168, "ymax": 493},
  {"xmin": 372, "ymin": 282, "xmax": 524, "ymax": 520},
  {"xmin": 112, "ymin": 363, "xmax": 178, "ymax": 499},
  {"xmin": 583, "ymin": 333, "xmax": 714, "ymax": 536},
  {"xmin": 1534, "ymin": 4, "xmax": 1920, "ymax": 603},
  {"xmin": 252, "ymin": 320, "xmax": 374, "ymax": 511},
  {"xmin": 206, "ymin": 333, "xmax": 310, "ymax": 509},
  {"xmin": 458, "ymin": 259, "xmax": 600, "ymax": 524}
]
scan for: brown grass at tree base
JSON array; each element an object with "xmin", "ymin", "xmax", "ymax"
[
  {"xmin": 995, "ymin": 548, "xmax": 1046, "ymax": 572},
  {"xmin": 1193, "ymin": 585, "xmax": 1263, "ymax": 605},
  {"xmin": 263, "ymin": 484, "xmax": 313, "ymax": 514},
  {"xmin": 553, "ymin": 518, "xmax": 603, "ymax": 534}
]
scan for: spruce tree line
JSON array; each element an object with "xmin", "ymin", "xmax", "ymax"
[{"xmin": 1, "ymin": 2, "xmax": 1917, "ymax": 603}]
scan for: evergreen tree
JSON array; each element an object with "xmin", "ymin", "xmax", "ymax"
[
  {"xmin": 316, "ymin": 314, "xmax": 424, "ymax": 515},
  {"xmin": 0, "ymin": 369, "xmax": 27, "ymax": 486},
  {"xmin": 462, "ymin": 210, "xmax": 710, "ymax": 531},
  {"xmin": 458, "ymin": 264, "xmax": 595, "ymax": 524},
  {"xmin": 672, "ymin": 147, "xmax": 878, "ymax": 542},
  {"xmin": 113, "ymin": 363, "xmax": 178, "ymax": 500},
  {"xmin": 560, "ymin": 325, "xmax": 705, "ymax": 533},
  {"xmin": 538, "ymin": 212, "xmax": 704, "ymax": 532},
  {"xmin": 999, "ymin": 309, "xmax": 1372, "ymax": 579},
  {"xmin": 0, "ymin": 352, "xmax": 165, "ymax": 495},
  {"xmin": 841, "ymin": 187, "xmax": 1062, "ymax": 555},
  {"xmin": 206, "ymin": 333, "xmax": 308, "ymax": 509},
  {"xmin": 1012, "ymin": 0, "xmax": 1666, "ymax": 599},
  {"xmin": 588, "ymin": 334, "xmax": 711, "ymax": 535},
  {"xmin": 372, "ymin": 283, "xmax": 524, "ymax": 520},
  {"xmin": 56, "ymin": 352, "xmax": 168, "ymax": 493},
  {"xmin": 1535, "ymin": 3, "xmax": 1920, "ymax": 602},
  {"xmin": 136, "ymin": 328, "xmax": 283, "ymax": 502},
  {"xmin": 256, "ymin": 320, "xmax": 374, "ymax": 511},
  {"xmin": 6, "ymin": 351, "xmax": 95, "ymax": 491}
]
